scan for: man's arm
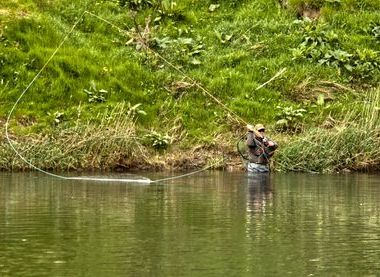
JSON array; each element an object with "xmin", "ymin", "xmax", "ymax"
[{"xmin": 246, "ymin": 131, "xmax": 256, "ymax": 147}]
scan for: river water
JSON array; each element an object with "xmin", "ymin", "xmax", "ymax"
[{"xmin": 1, "ymin": 171, "xmax": 380, "ymax": 276}]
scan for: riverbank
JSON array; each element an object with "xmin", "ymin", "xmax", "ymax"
[
  {"xmin": 2, "ymin": 114, "xmax": 380, "ymax": 174},
  {"xmin": 2, "ymin": 90, "xmax": 380, "ymax": 173},
  {"xmin": 0, "ymin": 137, "xmax": 244, "ymax": 172},
  {"xmin": 1, "ymin": 0, "xmax": 380, "ymax": 173},
  {"xmin": 1, "ymin": 106, "xmax": 244, "ymax": 172},
  {"xmin": 2, "ymin": 134, "xmax": 379, "ymax": 173}
]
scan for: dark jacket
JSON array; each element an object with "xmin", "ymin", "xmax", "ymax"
[{"xmin": 246, "ymin": 131, "xmax": 278, "ymax": 164}]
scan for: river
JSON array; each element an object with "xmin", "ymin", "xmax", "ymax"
[{"xmin": 1, "ymin": 171, "xmax": 380, "ymax": 276}]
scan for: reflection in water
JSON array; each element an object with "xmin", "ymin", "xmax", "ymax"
[
  {"xmin": 246, "ymin": 173, "xmax": 273, "ymax": 214},
  {"xmin": 1, "ymin": 172, "xmax": 380, "ymax": 275}
]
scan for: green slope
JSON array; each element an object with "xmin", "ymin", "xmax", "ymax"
[{"xmin": 1, "ymin": 0, "xmax": 380, "ymax": 171}]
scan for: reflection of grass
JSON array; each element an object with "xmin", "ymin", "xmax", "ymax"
[{"xmin": 276, "ymin": 90, "xmax": 380, "ymax": 172}]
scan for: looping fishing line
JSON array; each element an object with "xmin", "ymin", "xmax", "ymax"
[{"xmin": 5, "ymin": 10, "xmax": 226, "ymax": 184}]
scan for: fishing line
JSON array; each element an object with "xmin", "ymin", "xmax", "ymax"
[
  {"xmin": 131, "ymin": 16, "xmax": 247, "ymax": 126},
  {"xmin": 151, "ymin": 161, "xmax": 223, "ymax": 183},
  {"xmin": 89, "ymin": 10, "xmax": 247, "ymax": 126},
  {"xmin": 5, "ymin": 10, "xmax": 226, "ymax": 184},
  {"xmin": 5, "ymin": 11, "xmax": 87, "ymax": 181}
]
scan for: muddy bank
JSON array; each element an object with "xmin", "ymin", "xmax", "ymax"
[{"xmin": 113, "ymin": 148, "xmax": 246, "ymax": 172}]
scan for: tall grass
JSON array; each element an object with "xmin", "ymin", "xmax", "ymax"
[
  {"xmin": 1, "ymin": 101, "xmax": 228, "ymax": 171},
  {"xmin": 276, "ymin": 89, "xmax": 380, "ymax": 172},
  {"xmin": 1, "ymin": 103, "xmax": 147, "ymax": 170}
]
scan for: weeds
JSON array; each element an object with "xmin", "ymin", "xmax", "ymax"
[
  {"xmin": 369, "ymin": 23, "xmax": 380, "ymax": 41},
  {"xmin": 275, "ymin": 105, "xmax": 308, "ymax": 132},
  {"xmin": 2, "ymin": 103, "xmax": 145, "ymax": 170},
  {"xmin": 83, "ymin": 81, "xmax": 107, "ymax": 103},
  {"xmin": 293, "ymin": 20, "xmax": 380, "ymax": 82},
  {"xmin": 276, "ymin": 89, "xmax": 380, "ymax": 172},
  {"xmin": 143, "ymin": 130, "xmax": 171, "ymax": 151}
]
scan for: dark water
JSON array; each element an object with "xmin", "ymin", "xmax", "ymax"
[{"xmin": 1, "ymin": 172, "xmax": 380, "ymax": 276}]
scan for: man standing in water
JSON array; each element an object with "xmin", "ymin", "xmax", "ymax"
[{"xmin": 246, "ymin": 124, "xmax": 278, "ymax": 173}]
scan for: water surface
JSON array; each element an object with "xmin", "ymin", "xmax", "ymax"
[{"xmin": 1, "ymin": 172, "xmax": 380, "ymax": 276}]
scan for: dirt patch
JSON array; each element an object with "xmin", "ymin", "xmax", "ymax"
[
  {"xmin": 111, "ymin": 143, "xmax": 246, "ymax": 172},
  {"xmin": 290, "ymin": 79, "xmax": 352, "ymax": 103},
  {"xmin": 138, "ymin": 146, "xmax": 245, "ymax": 172},
  {"xmin": 297, "ymin": 4, "xmax": 320, "ymax": 20},
  {"xmin": 0, "ymin": 9, "xmax": 10, "ymax": 31},
  {"xmin": 0, "ymin": 7, "xmax": 30, "ymax": 19}
]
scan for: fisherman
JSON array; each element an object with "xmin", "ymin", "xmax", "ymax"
[{"xmin": 246, "ymin": 124, "xmax": 278, "ymax": 173}]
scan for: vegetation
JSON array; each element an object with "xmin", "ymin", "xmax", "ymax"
[
  {"xmin": 275, "ymin": 89, "xmax": 380, "ymax": 172},
  {"xmin": 1, "ymin": 0, "xmax": 380, "ymax": 172}
]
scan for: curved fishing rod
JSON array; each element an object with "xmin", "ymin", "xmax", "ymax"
[
  {"xmin": 5, "ymin": 10, "xmax": 225, "ymax": 183},
  {"xmin": 4, "ymin": 11, "xmax": 154, "ymax": 183},
  {"xmin": 87, "ymin": 12, "xmax": 285, "ymax": 130}
]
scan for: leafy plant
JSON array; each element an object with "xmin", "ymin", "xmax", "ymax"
[
  {"xmin": 318, "ymin": 49, "xmax": 352, "ymax": 69},
  {"xmin": 155, "ymin": 1, "xmax": 184, "ymax": 21},
  {"xmin": 350, "ymin": 49, "xmax": 380, "ymax": 80},
  {"xmin": 83, "ymin": 81, "xmax": 107, "ymax": 103},
  {"xmin": 215, "ymin": 30, "xmax": 233, "ymax": 44},
  {"xmin": 369, "ymin": 23, "xmax": 380, "ymax": 41},
  {"xmin": 126, "ymin": 103, "xmax": 147, "ymax": 118},
  {"xmin": 152, "ymin": 36, "xmax": 204, "ymax": 65},
  {"xmin": 325, "ymin": 0, "xmax": 341, "ymax": 3},
  {"xmin": 46, "ymin": 111, "xmax": 65, "ymax": 126},
  {"xmin": 118, "ymin": 0, "xmax": 154, "ymax": 10},
  {"xmin": 143, "ymin": 131, "xmax": 171, "ymax": 151},
  {"xmin": 292, "ymin": 21, "xmax": 340, "ymax": 61},
  {"xmin": 275, "ymin": 105, "xmax": 307, "ymax": 132},
  {"xmin": 119, "ymin": 0, "xmax": 184, "ymax": 21},
  {"xmin": 293, "ymin": 21, "xmax": 380, "ymax": 81},
  {"xmin": 53, "ymin": 111, "xmax": 65, "ymax": 124},
  {"xmin": 208, "ymin": 4, "xmax": 220, "ymax": 12}
]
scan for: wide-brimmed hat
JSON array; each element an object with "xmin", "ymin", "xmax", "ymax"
[{"xmin": 255, "ymin": 124, "xmax": 265, "ymax": 131}]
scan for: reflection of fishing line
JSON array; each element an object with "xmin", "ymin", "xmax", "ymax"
[{"xmin": 5, "ymin": 10, "xmax": 223, "ymax": 184}]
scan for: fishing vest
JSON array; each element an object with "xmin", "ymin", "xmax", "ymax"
[{"xmin": 246, "ymin": 132, "xmax": 277, "ymax": 165}]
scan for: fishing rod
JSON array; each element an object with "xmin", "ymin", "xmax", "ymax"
[
  {"xmin": 130, "ymin": 13, "xmax": 247, "ymax": 126},
  {"xmin": 88, "ymin": 10, "xmax": 285, "ymax": 127},
  {"xmin": 5, "ymin": 11, "xmax": 87, "ymax": 180},
  {"xmin": 5, "ymin": 10, "xmax": 227, "ymax": 183},
  {"xmin": 6, "ymin": 6, "xmax": 286, "ymax": 181}
]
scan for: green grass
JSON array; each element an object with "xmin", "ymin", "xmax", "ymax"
[
  {"xmin": 276, "ymin": 89, "xmax": 380, "ymax": 172},
  {"xmin": 1, "ymin": 0, "xmax": 380, "ymax": 171}
]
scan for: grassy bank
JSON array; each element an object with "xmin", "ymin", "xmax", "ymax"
[
  {"xmin": 1, "ymin": 103, "xmax": 233, "ymax": 171},
  {"xmin": 1, "ymin": 0, "xmax": 380, "ymax": 172},
  {"xmin": 276, "ymin": 89, "xmax": 380, "ymax": 172}
]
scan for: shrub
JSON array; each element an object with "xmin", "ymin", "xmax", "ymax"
[
  {"xmin": 143, "ymin": 131, "xmax": 171, "ymax": 151},
  {"xmin": 292, "ymin": 20, "xmax": 380, "ymax": 82}
]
